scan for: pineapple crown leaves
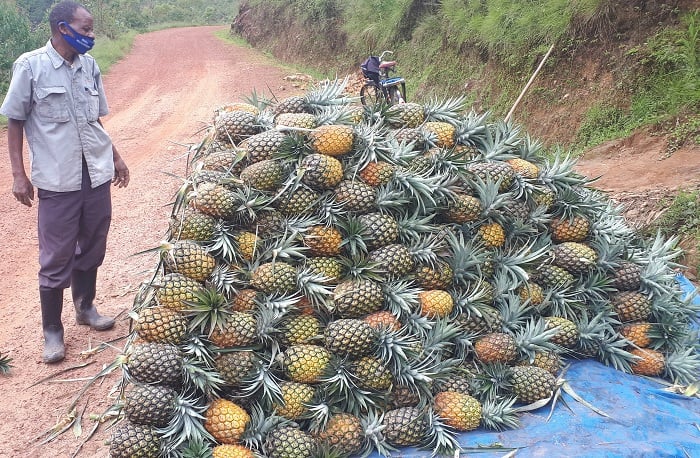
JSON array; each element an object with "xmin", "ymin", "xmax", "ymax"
[
  {"xmin": 490, "ymin": 239, "xmax": 550, "ymax": 287},
  {"xmin": 0, "ymin": 352, "xmax": 12, "ymax": 375},
  {"xmin": 454, "ymin": 110, "xmax": 491, "ymax": 149},
  {"xmin": 204, "ymin": 220, "xmax": 239, "ymax": 264},
  {"xmin": 208, "ymin": 263, "xmax": 247, "ymax": 297},
  {"xmin": 360, "ymin": 410, "xmax": 398, "ymax": 458},
  {"xmin": 512, "ymin": 317, "xmax": 563, "ymax": 362},
  {"xmin": 479, "ymin": 396, "xmax": 521, "ymax": 431},
  {"xmin": 516, "ymin": 134, "xmax": 544, "ymax": 163},
  {"xmin": 236, "ymin": 357, "xmax": 285, "ymax": 406},
  {"xmin": 181, "ymin": 357, "xmax": 225, "ymax": 398},
  {"xmin": 395, "ymin": 212, "xmax": 442, "ymax": 247},
  {"xmin": 390, "ymin": 166, "xmax": 455, "ymax": 214},
  {"xmin": 664, "ymin": 346, "xmax": 700, "ymax": 386},
  {"xmin": 589, "ymin": 329, "xmax": 638, "ymax": 373},
  {"xmin": 382, "ymin": 279, "xmax": 421, "ymax": 317},
  {"xmin": 156, "ymin": 390, "xmax": 214, "ymax": 454},
  {"xmin": 373, "ymin": 184, "xmax": 412, "ymax": 214},
  {"xmin": 374, "ymin": 325, "xmax": 422, "ymax": 375},
  {"xmin": 244, "ymin": 88, "xmax": 274, "ymax": 112},
  {"xmin": 451, "ymin": 287, "xmax": 496, "ymax": 316},
  {"xmin": 538, "ymin": 153, "xmax": 592, "ymax": 192},
  {"xmin": 305, "ymin": 76, "xmax": 354, "ymax": 111},
  {"xmin": 423, "ymin": 95, "xmax": 467, "ymax": 123},
  {"xmin": 405, "ymin": 230, "xmax": 449, "ymax": 267},
  {"xmin": 314, "ymin": 193, "xmax": 347, "ymax": 226},
  {"xmin": 296, "ymin": 268, "xmax": 335, "ymax": 310},
  {"xmin": 446, "ymin": 232, "xmax": 490, "ymax": 287},
  {"xmin": 348, "ymin": 120, "xmax": 394, "ymax": 171},
  {"xmin": 182, "ymin": 287, "xmax": 231, "ymax": 337},
  {"xmin": 180, "ymin": 335, "xmax": 217, "ymax": 367},
  {"xmin": 471, "ymin": 362, "xmax": 513, "ymax": 403},
  {"xmin": 422, "ymin": 410, "xmax": 461, "ymax": 458},
  {"xmin": 242, "ymin": 403, "xmax": 293, "ymax": 450},
  {"xmin": 318, "ymin": 359, "xmax": 380, "ymax": 416},
  {"xmin": 421, "ymin": 319, "xmax": 463, "ymax": 357},
  {"xmin": 337, "ymin": 215, "xmax": 370, "ymax": 258},
  {"xmin": 337, "ymin": 254, "xmax": 384, "ymax": 281}
]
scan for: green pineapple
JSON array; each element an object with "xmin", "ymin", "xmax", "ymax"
[
  {"xmin": 124, "ymin": 342, "xmax": 183, "ymax": 387},
  {"xmin": 251, "ymin": 262, "xmax": 298, "ymax": 294},
  {"xmin": 381, "ymin": 406, "xmax": 427, "ymax": 447},
  {"xmin": 135, "ymin": 306, "xmax": 188, "ymax": 344},
  {"xmin": 324, "ymin": 319, "xmax": 376, "ymax": 357},
  {"xmin": 265, "ymin": 426, "xmax": 317, "ymax": 458},
  {"xmin": 334, "ymin": 179, "xmax": 377, "ymax": 213},
  {"xmin": 240, "ymin": 130, "xmax": 288, "ymax": 164},
  {"xmin": 300, "ymin": 154, "xmax": 344, "ymax": 190},
  {"xmin": 240, "ymin": 159, "xmax": 285, "ymax": 191},
  {"xmin": 109, "ymin": 422, "xmax": 161, "ymax": 458},
  {"xmin": 273, "ymin": 381, "xmax": 316, "ymax": 420},
  {"xmin": 552, "ymin": 242, "xmax": 598, "ymax": 273},
  {"xmin": 169, "ymin": 209, "xmax": 217, "ymax": 242},
  {"xmin": 509, "ymin": 365, "xmax": 557, "ymax": 404},
  {"xmin": 161, "ymin": 241, "xmax": 216, "ymax": 282},
  {"xmin": 332, "ymin": 278, "xmax": 384, "ymax": 318},
  {"xmin": 283, "ymin": 344, "xmax": 332, "ymax": 383},
  {"xmin": 215, "ymin": 110, "xmax": 260, "ymax": 143}
]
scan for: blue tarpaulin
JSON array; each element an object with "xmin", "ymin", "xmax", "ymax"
[{"xmin": 370, "ymin": 275, "xmax": 700, "ymax": 457}]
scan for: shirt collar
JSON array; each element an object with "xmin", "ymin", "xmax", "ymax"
[{"xmin": 46, "ymin": 39, "xmax": 83, "ymax": 70}]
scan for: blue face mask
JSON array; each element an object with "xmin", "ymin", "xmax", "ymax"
[{"xmin": 59, "ymin": 21, "xmax": 94, "ymax": 54}]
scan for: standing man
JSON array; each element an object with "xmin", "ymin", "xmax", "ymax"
[{"xmin": 0, "ymin": 1, "xmax": 129, "ymax": 363}]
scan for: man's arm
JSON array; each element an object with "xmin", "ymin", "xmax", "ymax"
[
  {"xmin": 7, "ymin": 118, "xmax": 33, "ymax": 207},
  {"xmin": 96, "ymin": 118, "xmax": 129, "ymax": 188}
]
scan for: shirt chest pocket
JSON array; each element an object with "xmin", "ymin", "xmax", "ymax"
[
  {"xmin": 85, "ymin": 87, "xmax": 100, "ymax": 122},
  {"xmin": 34, "ymin": 86, "xmax": 69, "ymax": 123}
]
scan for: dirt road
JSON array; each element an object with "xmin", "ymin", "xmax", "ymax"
[{"xmin": 0, "ymin": 26, "xmax": 303, "ymax": 457}]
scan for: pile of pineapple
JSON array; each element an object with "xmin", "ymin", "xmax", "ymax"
[{"xmin": 108, "ymin": 80, "xmax": 700, "ymax": 458}]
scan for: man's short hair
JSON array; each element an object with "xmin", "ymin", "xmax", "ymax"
[{"xmin": 49, "ymin": 1, "xmax": 89, "ymax": 34}]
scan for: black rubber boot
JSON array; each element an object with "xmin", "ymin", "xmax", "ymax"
[
  {"xmin": 40, "ymin": 286, "xmax": 65, "ymax": 363},
  {"xmin": 71, "ymin": 269, "xmax": 115, "ymax": 331}
]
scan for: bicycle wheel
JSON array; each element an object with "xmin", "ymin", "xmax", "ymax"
[
  {"xmin": 387, "ymin": 86, "xmax": 405, "ymax": 105},
  {"xmin": 360, "ymin": 84, "xmax": 381, "ymax": 106}
]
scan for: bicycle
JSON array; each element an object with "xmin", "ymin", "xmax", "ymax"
[{"xmin": 359, "ymin": 51, "xmax": 407, "ymax": 107}]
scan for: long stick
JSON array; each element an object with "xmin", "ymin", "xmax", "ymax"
[{"xmin": 504, "ymin": 43, "xmax": 555, "ymax": 123}]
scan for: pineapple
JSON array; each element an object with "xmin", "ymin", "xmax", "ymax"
[
  {"xmin": 478, "ymin": 222, "xmax": 506, "ymax": 248},
  {"xmin": 209, "ymin": 311, "xmax": 258, "ymax": 348},
  {"xmin": 444, "ymin": 193, "xmax": 482, "ymax": 224},
  {"xmin": 124, "ymin": 384, "xmax": 175, "ymax": 427},
  {"xmin": 265, "ymin": 426, "xmax": 316, "ymax": 458},
  {"xmin": 231, "ymin": 288, "xmax": 259, "ymax": 312},
  {"xmin": 125, "ymin": 342, "xmax": 183, "ymax": 386},
  {"xmin": 552, "ymin": 242, "xmax": 597, "ymax": 273},
  {"xmin": 550, "ymin": 216, "xmax": 590, "ymax": 242},
  {"xmin": 279, "ymin": 314, "xmax": 322, "ymax": 346},
  {"xmin": 216, "ymin": 102, "xmax": 260, "ymax": 116},
  {"xmin": 424, "ymin": 121, "xmax": 456, "ymax": 148},
  {"xmin": 304, "ymin": 225, "xmax": 343, "ymax": 256},
  {"xmin": 305, "ymin": 256, "xmax": 344, "ymax": 283},
  {"xmin": 283, "ymin": 344, "xmax": 332, "ymax": 383},
  {"xmin": 456, "ymin": 307, "xmax": 502, "ymax": 334},
  {"xmin": 506, "ymin": 158, "xmax": 539, "ymax": 179},
  {"xmin": 273, "ymin": 95, "xmax": 308, "ymax": 115},
  {"xmin": 334, "ymin": 180, "xmax": 377, "ymax": 213},
  {"xmin": 533, "ymin": 264, "xmax": 575, "ymax": 288},
  {"xmin": 611, "ymin": 291, "xmax": 652, "ymax": 322},
  {"xmin": 199, "ymin": 148, "xmax": 245, "ymax": 173},
  {"xmin": 381, "ymin": 406, "xmax": 427, "ymax": 447},
  {"xmin": 275, "ymin": 112, "xmax": 317, "ymax": 129},
  {"xmin": 434, "ymin": 391, "xmax": 481, "ymax": 431},
  {"xmin": 215, "ymin": 110, "xmax": 260, "ymax": 144},
  {"xmin": 414, "ymin": 260, "xmax": 453, "ymax": 289},
  {"xmin": 517, "ymin": 282, "xmax": 545, "ymax": 307},
  {"xmin": 276, "ymin": 187, "xmax": 320, "ymax": 216},
  {"xmin": 418, "ymin": 290, "xmax": 454, "ymax": 318},
  {"xmin": 315, "ymin": 412, "xmax": 363, "ymax": 456},
  {"xmin": 233, "ymin": 231, "xmax": 259, "ymax": 261},
  {"xmin": 467, "ymin": 162, "xmax": 514, "ymax": 192},
  {"xmin": 190, "ymin": 182, "xmax": 238, "ymax": 220},
  {"xmin": 240, "ymin": 159, "xmax": 285, "ymax": 191},
  {"xmin": 273, "ymin": 381, "xmax": 316, "ymax": 420},
  {"xmin": 389, "ymin": 102, "xmax": 425, "ymax": 128},
  {"xmin": 519, "ymin": 351, "xmax": 563, "ymax": 376},
  {"xmin": 161, "ymin": 241, "xmax": 216, "ymax": 282},
  {"xmin": 169, "ymin": 209, "xmax": 217, "ymax": 242},
  {"xmin": 300, "ymin": 154, "xmax": 344, "ymax": 190},
  {"xmin": 629, "ymin": 348, "xmax": 665, "ymax": 377},
  {"xmin": 358, "ymin": 212, "xmax": 399, "ymax": 249},
  {"xmin": 251, "ymin": 262, "xmax": 298, "ymax": 294},
  {"xmin": 611, "ymin": 261, "xmax": 642, "ymax": 291},
  {"xmin": 620, "ymin": 322, "xmax": 653, "ymax": 348},
  {"xmin": 324, "ymin": 318, "xmax": 376, "ymax": 357},
  {"xmin": 509, "ymin": 365, "xmax": 557, "ymax": 404},
  {"xmin": 309, "ymin": 124, "xmax": 355, "ymax": 156},
  {"xmin": 215, "ymin": 351, "xmax": 258, "ymax": 387},
  {"xmin": 544, "ymin": 316, "xmax": 580, "ymax": 349},
  {"xmin": 135, "ymin": 306, "xmax": 188, "ymax": 344},
  {"xmin": 368, "ymin": 244, "xmax": 414, "ymax": 278},
  {"xmin": 474, "ymin": 332, "xmax": 517, "ymax": 364},
  {"xmin": 212, "ymin": 444, "xmax": 256, "ymax": 458},
  {"xmin": 205, "ymin": 398, "xmax": 251, "ymax": 444},
  {"xmin": 359, "ymin": 161, "xmax": 395, "ymax": 187},
  {"xmin": 352, "ymin": 356, "xmax": 393, "ymax": 391},
  {"xmin": 332, "ymin": 278, "xmax": 384, "ymax": 318},
  {"xmin": 154, "ymin": 273, "xmax": 205, "ymax": 310},
  {"xmin": 363, "ymin": 310, "xmax": 402, "ymax": 332},
  {"xmin": 240, "ymin": 130, "xmax": 288, "ymax": 164},
  {"xmin": 109, "ymin": 422, "xmax": 161, "ymax": 458}
]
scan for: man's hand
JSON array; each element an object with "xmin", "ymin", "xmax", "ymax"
[
  {"xmin": 13, "ymin": 174, "xmax": 34, "ymax": 207},
  {"xmin": 112, "ymin": 155, "xmax": 129, "ymax": 188}
]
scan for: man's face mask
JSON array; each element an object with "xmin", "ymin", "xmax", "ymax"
[{"xmin": 59, "ymin": 21, "xmax": 94, "ymax": 54}]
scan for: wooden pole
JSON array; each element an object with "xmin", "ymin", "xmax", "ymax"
[{"xmin": 504, "ymin": 43, "xmax": 555, "ymax": 123}]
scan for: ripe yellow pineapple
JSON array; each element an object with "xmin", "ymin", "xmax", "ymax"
[
  {"xmin": 303, "ymin": 225, "xmax": 343, "ymax": 256},
  {"xmin": 424, "ymin": 121, "xmax": 456, "ymax": 148},
  {"xmin": 204, "ymin": 398, "xmax": 250, "ymax": 444},
  {"xmin": 309, "ymin": 124, "xmax": 355, "ymax": 156},
  {"xmin": 418, "ymin": 290, "xmax": 454, "ymax": 318},
  {"xmin": 434, "ymin": 391, "xmax": 482, "ymax": 431},
  {"xmin": 212, "ymin": 444, "xmax": 256, "ymax": 458},
  {"xmin": 282, "ymin": 344, "xmax": 332, "ymax": 383}
]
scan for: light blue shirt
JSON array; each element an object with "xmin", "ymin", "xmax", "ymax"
[{"xmin": 0, "ymin": 40, "xmax": 114, "ymax": 191}]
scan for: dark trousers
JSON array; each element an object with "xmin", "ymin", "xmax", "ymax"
[{"xmin": 37, "ymin": 161, "xmax": 112, "ymax": 289}]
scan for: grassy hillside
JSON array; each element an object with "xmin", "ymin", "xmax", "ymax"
[{"xmin": 232, "ymin": 0, "xmax": 699, "ymax": 153}]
